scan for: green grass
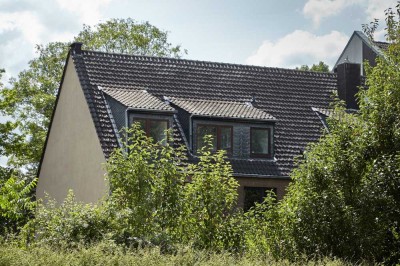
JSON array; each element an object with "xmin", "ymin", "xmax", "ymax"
[{"xmin": 0, "ymin": 242, "xmax": 358, "ymax": 266}]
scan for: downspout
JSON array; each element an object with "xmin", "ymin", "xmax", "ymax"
[
  {"xmin": 125, "ymin": 108, "xmax": 130, "ymax": 152},
  {"xmin": 189, "ymin": 114, "xmax": 194, "ymax": 153}
]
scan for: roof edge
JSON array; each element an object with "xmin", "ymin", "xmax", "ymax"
[{"xmin": 37, "ymin": 50, "xmax": 72, "ymax": 178}]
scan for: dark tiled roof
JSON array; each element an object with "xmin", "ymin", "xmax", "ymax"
[
  {"xmin": 101, "ymin": 87, "xmax": 174, "ymax": 112},
  {"xmin": 170, "ymin": 97, "xmax": 275, "ymax": 120},
  {"xmin": 373, "ymin": 41, "xmax": 389, "ymax": 51},
  {"xmin": 71, "ymin": 50, "xmax": 338, "ymax": 176}
]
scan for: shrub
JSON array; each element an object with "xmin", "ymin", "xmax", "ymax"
[
  {"xmin": 182, "ymin": 136, "xmax": 240, "ymax": 250},
  {"xmin": 0, "ymin": 169, "xmax": 36, "ymax": 236},
  {"xmin": 23, "ymin": 191, "xmax": 111, "ymax": 248}
]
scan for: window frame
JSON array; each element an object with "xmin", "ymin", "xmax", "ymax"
[
  {"xmin": 250, "ymin": 127, "xmax": 272, "ymax": 158},
  {"xmin": 196, "ymin": 124, "xmax": 233, "ymax": 155},
  {"xmin": 132, "ymin": 118, "xmax": 169, "ymax": 144}
]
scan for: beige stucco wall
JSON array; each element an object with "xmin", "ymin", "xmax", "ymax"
[{"xmin": 36, "ymin": 56, "xmax": 108, "ymax": 204}]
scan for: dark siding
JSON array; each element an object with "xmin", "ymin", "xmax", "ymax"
[
  {"xmin": 105, "ymin": 95, "xmax": 127, "ymax": 133},
  {"xmin": 362, "ymin": 42, "xmax": 378, "ymax": 75},
  {"xmin": 192, "ymin": 118, "xmax": 274, "ymax": 159}
]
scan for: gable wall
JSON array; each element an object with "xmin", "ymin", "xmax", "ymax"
[
  {"xmin": 36, "ymin": 56, "xmax": 108, "ymax": 203},
  {"xmin": 336, "ymin": 35, "xmax": 363, "ymax": 74}
]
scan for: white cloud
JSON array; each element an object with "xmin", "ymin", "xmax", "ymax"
[
  {"xmin": 303, "ymin": 0, "xmax": 362, "ymax": 26},
  {"xmin": 365, "ymin": 0, "xmax": 397, "ymax": 21},
  {"xmin": 246, "ymin": 30, "xmax": 348, "ymax": 69},
  {"xmin": 303, "ymin": 0, "xmax": 398, "ymax": 27},
  {"xmin": 56, "ymin": 0, "xmax": 112, "ymax": 25},
  {"xmin": 0, "ymin": 11, "xmax": 45, "ymax": 46}
]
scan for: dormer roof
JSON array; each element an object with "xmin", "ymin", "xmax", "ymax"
[{"xmin": 170, "ymin": 97, "xmax": 275, "ymax": 121}]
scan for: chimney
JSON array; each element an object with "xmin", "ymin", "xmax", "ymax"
[
  {"xmin": 336, "ymin": 62, "xmax": 361, "ymax": 109},
  {"xmin": 70, "ymin": 42, "xmax": 83, "ymax": 55}
]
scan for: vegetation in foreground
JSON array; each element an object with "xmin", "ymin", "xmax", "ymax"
[{"xmin": 0, "ymin": 241, "xmax": 355, "ymax": 266}]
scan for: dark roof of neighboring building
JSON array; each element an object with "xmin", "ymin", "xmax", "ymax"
[
  {"xmin": 170, "ymin": 97, "xmax": 276, "ymax": 121},
  {"xmin": 70, "ymin": 47, "xmax": 338, "ymax": 177},
  {"xmin": 101, "ymin": 87, "xmax": 175, "ymax": 112},
  {"xmin": 373, "ymin": 41, "xmax": 389, "ymax": 51}
]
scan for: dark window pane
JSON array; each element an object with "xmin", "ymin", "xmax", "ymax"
[
  {"xmin": 244, "ymin": 187, "xmax": 276, "ymax": 211},
  {"xmin": 149, "ymin": 120, "xmax": 168, "ymax": 145},
  {"xmin": 220, "ymin": 127, "xmax": 232, "ymax": 151},
  {"xmin": 251, "ymin": 128, "xmax": 269, "ymax": 155},
  {"xmin": 197, "ymin": 125, "xmax": 217, "ymax": 152}
]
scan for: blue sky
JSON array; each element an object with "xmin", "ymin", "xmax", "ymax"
[
  {"xmin": 0, "ymin": 0, "xmax": 397, "ymax": 165},
  {"xmin": 0, "ymin": 0, "xmax": 397, "ymax": 79}
]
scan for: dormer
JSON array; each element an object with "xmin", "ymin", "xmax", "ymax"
[
  {"xmin": 101, "ymin": 87, "xmax": 176, "ymax": 144},
  {"xmin": 169, "ymin": 97, "xmax": 276, "ymax": 159}
]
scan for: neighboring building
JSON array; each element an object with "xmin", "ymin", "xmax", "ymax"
[
  {"xmin": 334, "ymin": 30, "xmax": 389, "ymax": 75},
  {"xmin": 36, "ymin": 43, "xmax": 360, "ymax": 209}
]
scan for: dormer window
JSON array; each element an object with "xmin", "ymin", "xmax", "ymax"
[
  {"xmin": 135, "ymin": 118, "xmax": 168, "ymax": 145},
  {"xmin": 251, "ymin": 127, "xmax": 271, "ymax": 158},
  {"xmin": 197, "ymin": 125, "xmax": 232, "ymax": 154}
]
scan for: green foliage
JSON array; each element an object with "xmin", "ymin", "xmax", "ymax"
[
  {"xmin": 23, "ymin": 191, "xmax": 111, "ymax": 249},
  {"xmin": 0, "ymin": 170, "xmax": 36, "ymax": 236},
  {"xmin": 26, "ymin": 125, "xmax": 240, "ymax": 252},
  {"xmin": 75, "ymin": 18, "xmax": 186, "ymax": 57},
  {"xmin": 0, "ymin": 19, "xmax": 186, "ymax": 175},
  {"xmin": 296, "ymin": 61, "xmax": 330, "ymax": 72},
  {"xmin": 0, "ymin": 242, "xmax": 352, "ymax": 266},
  {"xmin": 245, "ymin": 4, "xmax": 400, "ymax": 263},
  {"xmin": 105, "ymin": 124, "xmax": 187, "ymax": 247},
  {"xmin": 183, "ymin": 136, "xmax": 239, "ymax": 250}
]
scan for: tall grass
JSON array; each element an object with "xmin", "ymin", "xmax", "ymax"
[{"xmin": 0, "ymin": 242, "xmax": 356, "ymax": 266}]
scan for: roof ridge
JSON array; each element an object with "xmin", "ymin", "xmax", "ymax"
[
  {"xmin": 171, "ymin": 97, "xmax": 248, "ymax": 104},
  {"xmin": 80, "ymin": 49, "xmax": 337, "ymax": 77}
]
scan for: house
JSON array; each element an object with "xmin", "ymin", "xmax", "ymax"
[
  {"xmin": 334, "ymin": 30, "xmax": 388, "ymax": 75},
  {"xmin": 36, "ymin": 42, "xmax": 361, "ymax": 209}
]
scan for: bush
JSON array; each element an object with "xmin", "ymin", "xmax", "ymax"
[
  {"xmin": 0, "ymin": 169, "xmax": 36, "ymax": 236},
  {"xmin": 23, "ymin": 191, "xmax": 111, "ymax": 248},
  {"xmin": 182, "ymin": 136, "xmax": 240, "ymax": 250}
]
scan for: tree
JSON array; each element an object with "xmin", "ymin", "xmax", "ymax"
[
  {"xmin": 0, "ymin": 19, "xmax": 186, "ymax": 175},
  {"xmin": 105, "ymin": 124, "xmax": 187, "ymax": 246},
  {"xmin": 248, "ymin": 5, "xmax": 400, "ymax": 263},
  {"xmin": 183, "ymin": 136, "xmax": 239, "ymax": 250},
  {"xmin": 296, "ymin": 61, "xmax": 330, "ymax": 72}
]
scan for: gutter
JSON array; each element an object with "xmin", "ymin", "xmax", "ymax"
[
  {"xmin": 191, "ymin": 114, "xmax": 276, "ymax": 123},
  {"xmin": 233, "ymin": 173, "xmax": 291, "ymax": 180}
]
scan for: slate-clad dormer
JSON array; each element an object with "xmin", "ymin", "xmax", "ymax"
[{"xmin": 169, "ymin": 97, "xmax": 276, "ymax": 160}]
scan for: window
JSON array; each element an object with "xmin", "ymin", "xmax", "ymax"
[
  {"xmin": 250, "ymin": 127, "xmax": 271, "ymax": 158},
  {"xmin": 197, "ymin": 125, "xmax": 232, "ymax": 154},
  {"xmin": 134, "ymin": 118, "xmax": 168, "ymax": 145},
  {"xmin": 243, "ymin": 187, "xmax": 277, "ymax": 211}
]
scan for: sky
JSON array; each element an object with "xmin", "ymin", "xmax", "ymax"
[{"xmin": 0, "ymin": 0, "xmax": 398, "ymax": 165}]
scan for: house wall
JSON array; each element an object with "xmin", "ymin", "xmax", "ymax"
[
  {"xmin": 36, "ymin": 56, "xmax": 108, "ymax": 204},
  {"xmin": 336, "ymin": 34, "xmax": 363, "ymax": 74},
  {"xmin": 235, "ymin": 176, "xmax": 290, "ymax": 209}
]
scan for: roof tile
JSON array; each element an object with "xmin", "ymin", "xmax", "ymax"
[{"xmin": 72, "ymin": 50, "xmax": 338, "ymax": 176}]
